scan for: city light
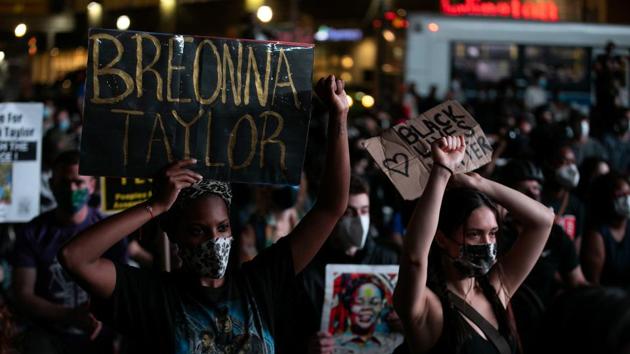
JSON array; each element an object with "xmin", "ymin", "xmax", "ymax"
[
  {"xmin": 87, "ymin": 2, "xmax": 102, "ymax": 13},
  {"xmin": 341, "ymin": 55, "xmax": 354, "ymax": 69},
  {"xmin": 256, "ymin": 5, "xmax": 273, "ymax": 23},
  {"xmin": 361, "ymin": 95, "xmax": 375, "ymax": 108},
  {"xmin": 0, "ymin": 51, "xmax": 5, "ymax": 63},
  {"xmin": 428, "ymin": 22, "xmax": 440, "ymax": 32},
  {"xmin": 116, "ymin": 15, "xmax": 131, "ymax": 30},
  {"xmin": 14, "ymin": 23, "xmax": 27, "ymax": 38},
  {"xmin": 382, "ymin": 29, "xmax": 396, "ymax": 42},
  {"xmin": 346, "ymin": 95, "xmax": 353, "ymax": 107}
]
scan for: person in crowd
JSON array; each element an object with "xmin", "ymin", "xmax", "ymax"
[
  {"xmin": 10, "ymin": 150, "xmax": 128, "ymax": 354},
  {"xmin": 58, "ymin": 75, "xmax": 350, "ymax": 354},
  {"xmin": 500, "ymin": 159, "xmax": 588, "ymax": 353},
  {"xmin": 568, "ymin": 112, "xmax": 608, "ymax": 166},
  {"xmin": 417, "ymin": 85, "xmax": 439, "ymax": 113},
  {"xmin": 393, "ymin": 135, "xmax": 554, "ymax": 354},
  {"xmin": 542, "ymin": 144, "xmax": 585, "ymax": 247},
  {"xmin": 603, "ymin": 109, "xmax": 630, "ymax": 175},
  {"xmin": 303, "ymin": 175, "xmax": 399, "ymax": 354},
  {"xmin": 524, "ymin": 71, "xmax": 548, "ymax": 112},
  {"xmin": 576, "ymin": 157, "xmax": 610, "ymax": 202},
  {"xmin": 538, "ymin": 286, "xmax": 630, "ymax": 354},
  {"xmin": 245, "ymin": 186, "xmax": 300, "ymax": 250},
  {"xmin": 593, "ymin": 41, "xmax": 625, "ymax": 137},
  {"xmin": 581, "ymin": 172, "xmax": 630, "ymax": 287}
]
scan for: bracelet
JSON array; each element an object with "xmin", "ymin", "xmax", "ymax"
[
  {"xmin": 433, "ymin": 161, "xmax": 454, "ymax": 176},
  {"xmin": 144, "ymin": 203, "xmax": 155, "ymax": 219}
]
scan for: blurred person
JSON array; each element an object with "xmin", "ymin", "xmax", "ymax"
[
  {"xmin": 539, "ymin": 286, "xmax": 630, "ymax": 354},
  {"xmin": 500, "ymin": 159, "xmax": 588, "ymax": 353},
  {"xmin": 242, "ymin": 185, "xmax": 300, "ymax": 253},
  {"xmin": 594, "ymin": 41, "xmax": 625, "ymax": 137},
  {"xmin": 11, "ymin": 151, "xmax": 128, "ymax": 354},
  {"xmin": 393, "ymin": 136, "xmax": 554, "ymax": 354},
  {"xmin": 603, "ymin": 109, "xmax": 630, "ymax": 174},
  {"xmin": 542, "ymin": 144, "xmax": 585, "ymax": 246},
  {"xmin": 568, "ymin": 112, "xmax": 608, "ymax": 166},
  {"xmin": 575, "ymin": 157, "xmax": 610, "ymax": 202},
  {"xmin": 303, "ymin": 175, "xmax": 399, "ymax": 354},
  {"xmin": 417, "ymin": 85, "xmax": 439, "ymax": 113},
  {"xmin": 58, "ymin": 75, "xmax": 350, "ymax": 354},
  {"xmin": 581, "ymin": 172, "xmax": 630, "ymax": 287},
  {"xmin": 524, "ymin": 71, "xmax": 548, "ymax": 112}
]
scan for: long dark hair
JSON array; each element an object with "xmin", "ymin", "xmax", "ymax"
[{"xmin": 428, "ymin": 188, "xmax": 518, "ymax": 353}]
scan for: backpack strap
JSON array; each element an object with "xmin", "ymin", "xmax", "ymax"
[{"xmin": 447, "ymin": 291, "xmax": 512, "ymax": 354}]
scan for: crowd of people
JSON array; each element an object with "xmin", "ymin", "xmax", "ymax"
[{"xmin": 0, "ymin": 40, "xmax": 628, "ymax": 354}]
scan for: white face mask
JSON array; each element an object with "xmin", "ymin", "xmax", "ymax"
[
  {"xmin": 555, "ymin": 164, "xmax": 580, "ymax": 189},
  {"xmin": 580, "ymin": 121, "xmax": 590, "ymax": 138},
  {"xmin": 179, "ymin": 236, "xmax": 232, "ymax": 279},
  {"xmin": 614, "ymin": 195, "xmax": 630, "ymax": 219},
  {"xmin": 334, "ymin": 215, "xmax": 370, "ymax": 251},
  {"xmin": 359, "ymin": 214, "xmax": 370, "ymax": 248}
]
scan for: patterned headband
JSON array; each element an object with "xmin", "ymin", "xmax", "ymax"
[{"xmin": 175, "ymin": 179, "xmax": 232, "ymax": 208}]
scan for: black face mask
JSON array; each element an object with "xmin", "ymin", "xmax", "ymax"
[{"xmin": 450, "ymin": 243, "xmax": 498, "ymax": 278}]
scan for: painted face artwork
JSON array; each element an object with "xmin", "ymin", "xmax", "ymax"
[
  {"xmin": 350, "ymin": 283, "xmax": 384, "ymax": 331},
  {"xmin": 179, "ymin": 236, "xmax": 233, "ymax": 279}
]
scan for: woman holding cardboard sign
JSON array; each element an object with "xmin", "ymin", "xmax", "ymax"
[
  {"xmin": 393, "ymin": 136, "xmax": 554, "ymax": 354},
  {"xmin": 59, "ymin": 75, "xmax": 350, "ymax": 354}
]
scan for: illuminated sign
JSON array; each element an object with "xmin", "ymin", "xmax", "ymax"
[
  {"xmin": 314, "ymin": 26, "xmax": 363, "ymax": 42},
  {"xmin": 440, "ymin": 0, "xmax": 559, "ymax": 22}
]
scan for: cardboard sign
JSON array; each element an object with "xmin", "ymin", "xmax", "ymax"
[
  {"xmin": 100, "ymin": 177, "xmax": 152, "ymax": 213},
  {"xmin": 321, "ymin": 264, "xmax": 403, "ymax": 354},
  {"xmin": 80, "ymin": 28, "xmax": 314, "ymax": 186},
  {"xmin": 363, "ymin": 101, "xmax": 492, "ymax": 200},
  {"xmin": 0, "ymin": 103, "xmax": 42, "ymax": 222}
]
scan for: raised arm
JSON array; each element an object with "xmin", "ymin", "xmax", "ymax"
[
  {"xmin": 287, "ymin": 75, "xmax": 350, "ymax": 274},
  {"xmin": 59, "ymin": 160, "xmax": 202, "ymax": 298},
  {"xmin": 453, "ymin": 173, "xmax": 555, "ymax": 298},
  {"xmin": 393, "ymin": 136, "xmax": 465, "ymax": 352}
]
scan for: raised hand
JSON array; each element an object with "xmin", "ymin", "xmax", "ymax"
[
  {"xmin": 431, "ymin": 135, "xmax": 466, "ymax": 173},
  {"xmin": 315, "ymin": 75, "xmax": 349, "ymax": 116},
  {"xmin": 150, "ymin": 159, "xmax": 203, "ymax": 214}
]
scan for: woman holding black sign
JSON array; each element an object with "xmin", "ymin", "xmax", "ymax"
[
  {"xmin": 59, "ymin": 75, "xmax": 350, "ymax": 354},
  {"xmin": 393, "ymin": 136, "xmax": 554, "ymax": 354}
]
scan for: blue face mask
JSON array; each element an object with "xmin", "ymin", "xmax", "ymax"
[{"xmin": 58, "ymin": 119, "xmax": 71, "ymax": 132}]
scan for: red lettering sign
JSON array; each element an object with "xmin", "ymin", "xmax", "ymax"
[{"xmin": 440, "ymin": 0, "xmax": 559, "ymax": 22}]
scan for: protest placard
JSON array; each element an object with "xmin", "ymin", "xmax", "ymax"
[
  {"xmin": 321, "ymin": 264, "xmax": 402, "ymax": 354},
  {"xmin": 0, "ymin": 103, "xmax": 42, "ymax": 222},
  {"xmin": 80, "ymin": 28, "xmax": 314, "ymax": 186},
  {"xmin": 363, "ymin": 101, "xmax": 493, "ymax": 200},
  {"xmin": 100, "ymin": 177, "xmax": 152, "ymax": 213}
]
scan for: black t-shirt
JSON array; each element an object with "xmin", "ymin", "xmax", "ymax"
[
  {"xmin": 93, "ymin": 237, "xmax": 298, "ymax": 354},
  {"xmin": 523, "ymin": 224, "xmax": 579, "ymax": 306},
  {"xmin": 543, "ymin": 193, "xmax": 585, "ymax": 241}
]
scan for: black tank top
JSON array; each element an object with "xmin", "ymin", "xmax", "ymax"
[{"xmin": 393, "ymin": 292, "xmax": 516, "ymax": 354}]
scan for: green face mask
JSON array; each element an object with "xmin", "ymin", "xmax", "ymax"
[{"xmin": 53, "ymin": 186, "xmax": 90, "ymax": 214}]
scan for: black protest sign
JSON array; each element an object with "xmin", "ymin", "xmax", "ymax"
[
  {"xmin": 363, "ymin": 101, "xmax": 493, "ymax": 200},
  {"xmin": 81, "ymin": 28, "xmax": 314, "ymax": 185},
  {"xmin": 100, "ymin": 177, "xmax": 152, "ymax": 213}
]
